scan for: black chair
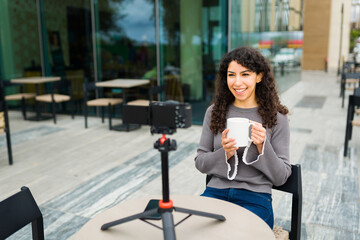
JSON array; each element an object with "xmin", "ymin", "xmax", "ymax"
[
  {"xmin": 0, "ymin": 80, "xmax": 13, "ymax": 165},
  {"xmin": 123, "ymin": 85, "xmax": 167, "ymax": 128},
  {"xmin": 4, "ymin": 81, "xmax": 36, "ymax": 120},
  {"xmin": 35, "ymin": 78, "xmax": 75, "ymax": 124},
  {"xmin": 206, "ymin": 164, "xmax": 302, "ymax": 240},
  {"xmin": 126, "ymin": 84, "xmax": 167, "ymax": 106},
  {"xmin": 344, "ymin": 88, "xmax": 360, "ymax": 157},
  {"xmin": 340, "ymin": 72, "xmax": 360, "ymax": 108},
  {"xmin": 0, "ymin": 186, "xmax": 44, "ymax": 240},
  {"xmin": 83, "ymin": 81, "xmax": 123, "ymax": 130}
]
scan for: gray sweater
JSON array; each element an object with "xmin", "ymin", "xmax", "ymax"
[{"xmin": 195, "ymin": 104, "xmax": 291, "ymax": 194}]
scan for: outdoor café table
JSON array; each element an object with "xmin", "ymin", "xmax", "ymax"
[
  {"xmin": 95, "ymin": 79, "xmax": 150, "ymax": 131},
  {"xmin": 74, "ymin": 195, "xmax": 276, "ymax": 240},
  {"xmin": 10, "ymin": 76, "xmax": 61, "ymax": 121}
]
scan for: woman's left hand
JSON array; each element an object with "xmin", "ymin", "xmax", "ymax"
[{"xmin": 250, "ymin": 120, "xmax": 266, "ymax": 154}]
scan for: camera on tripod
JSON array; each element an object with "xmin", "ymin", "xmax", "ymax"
[
  {"xmin": 102, "ymin": 100, "xmax": 226, "ymax": 239},
  {"xmin": 122, "ymin": 100, "xmax": 192, "ymax": 134}
]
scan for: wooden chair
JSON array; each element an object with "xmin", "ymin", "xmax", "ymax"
[
  {"xmin": 35, "ymin": 78, "xmax": 75, "ymax": 124},
  {"xmin": 0, "ymin": 186, "xmax": 44, "ymax": 240},
  {"xmin": 340, "ymin": 72, "xmax": 360, "ymax": 108},
  {"xmin": 205, "ymin": 164, "xmax": 302, "ymax": 240},
  {"xmin": 0, "ymin": 81, "xmax": 13, "ymax": 165},
  {"xmin": 83, "ymin": 82, "xmax": 123, "ymax": 130},
  {"xmin": 344, "ymin": 88, "xmax": 360, "ymax": 157},
  {"xmin": 4, "ymin": 81, "xmax": 35, "ymax": 120}
]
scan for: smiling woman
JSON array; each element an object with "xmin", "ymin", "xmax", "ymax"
[{"xmin": 195, "ymin": 46, "xmax": 291, "ymax": 229}]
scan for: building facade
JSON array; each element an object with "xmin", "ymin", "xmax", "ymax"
[
  {"xmin": 0, "ymin": 0, "xmax": 312, "ymax": 124},
  {"xmin": 302, "ymin": 0, "xmax": 351, "ymax": 72}
]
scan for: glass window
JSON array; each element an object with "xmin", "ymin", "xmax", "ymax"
[
  {"xmin": 0, "ymin": 0, "xmax": 42, "ymax": 104},
  {"xmin": 43, "ymin": 0, "xmax": 94, "ymax": 113},
  {"xmin": 231, "ymin": 0, "xmax": 304, "ymax": 93},
  {"xmin": 0, "ymin": 0, "xmax": 41, "ymax": 80},
  {"xmin": 97, "ymin": 0, "xmax": 156, "ymax": 81},
  {"xmin": 160, "ymin": 0, "xmax": 228, "ymax": 124}
]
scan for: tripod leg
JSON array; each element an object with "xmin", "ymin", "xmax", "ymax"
[
  {"xmin": 101, "ymin": 208, "xmax": 159, "ymax": 230},
  {"xmin": 174, "ymin": 206, "xmax": 226, "ymax": 221},
  {"xmin": 161, "ymin": 211, "xmax": 176, "ymax": 240}
]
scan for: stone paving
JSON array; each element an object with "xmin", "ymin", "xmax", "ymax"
[{"xmin": 0, "ymin": 70, "xmax": 359, "ymax": 239}]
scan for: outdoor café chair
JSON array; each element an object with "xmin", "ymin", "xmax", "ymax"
[
  {"xmin": 344, "ymin": 88, "xmax": 360, "ymax": 157},
  {"xmin": 126, "ymin": 84, "xmax": 166, "ymax": 107},
  {"xmin": 0, "ymin": 186, "xmax": 44, "ymax": 240},
  {"xmin": 0, "ymin": 81, "xmax": 13, "ymax": 165},
  {"xmin": 206, "ymin": 164, "xmax": 302, "ymax": 240},
  {"xmin": 4, "ymin": 81, "xmax": 35, "ymax": 120},
  {"xmin": 340, "ymin": 72, "xmax": 360, "ymax": 108},
  {"xmin": 35, "ymin": 78, "xmax": 75, "ymax": 124},
  {"xmin": 83, "ymin": 81, "xmax": 123, "ymax": 130}
]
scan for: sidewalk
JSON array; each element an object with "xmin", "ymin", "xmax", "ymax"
[{"xmin": 0, "ymin": 70, "xmax": 359, "ymax": 239}]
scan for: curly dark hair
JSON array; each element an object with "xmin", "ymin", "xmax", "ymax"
[{"xmin": 210, "ymin": 46, "xmax": 288, "ymax": 134}]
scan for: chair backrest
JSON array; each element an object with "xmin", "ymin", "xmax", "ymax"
[
  {"xmin": 0, "ymin": 186, "xmax": 44, "ymax": 240},
  {"xmin": 349, "ymin": 94, "xmax": 360, "ymax": 108},
  {"xmin": 342, "ymin": 61, "xmax": 354, "ymax": 73},
  {"xmin": 0, "ymin": 81, "xmax": 7, "ymax": 129},
  {"xmin": 205, "ymin": 164, "xmax": 302, "ymax": 240},
  {"xmin": 83, "ymin": 81, "xmax": 102, "ymax": 100},
  {"xmin": 342, "ymin": 72, "xmax": 360, "ymax": 80},
  {"xmin": 0, "ymin": 80, "xmax": 13, "ymax": 164},
  {"xmin": 0, "ymin": 82, "xmax": 4, "ymax": 130},
  {"xmin": 50, "ymin": 78, "xmax": 72, "ymax": 96},
  {"xmin": 3, "ymin": 80, "xmax": 24, "ymax": 92},
  {"xmin": 354, "ymin": 87, "xmax": 360, "ymax": 96},
  {"xmin": 272, "ymin": 164, "xmax": 302, "ymax": 240},
  {"xmin": 0, "ymin": 81, "xmax": 4, "ymax": 112},
  {"xmin": 149, "ymin": 84, "xmax": 166, "ymax": 103}
]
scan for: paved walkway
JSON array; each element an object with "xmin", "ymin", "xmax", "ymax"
[{"xmin": 0, "ymin": 70, "xmax": 359, "ymax": 239}]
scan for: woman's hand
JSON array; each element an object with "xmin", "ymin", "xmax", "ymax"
[
  {"xmin": 222, "ymin": 128, "xmax": 238, "ymax": 160},
  {"xmin": 250, "ymin": 120, "xmax": 266, "ymax": 154}
]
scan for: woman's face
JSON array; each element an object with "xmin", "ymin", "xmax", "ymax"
[{"xmin": 227, "ymin": 60, "xmax": 262, "ymax": 108}]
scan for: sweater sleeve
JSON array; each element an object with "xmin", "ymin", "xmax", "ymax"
[
  {"xmin": 195, "ymin": 106, "xmax": 228, "ymax": 177},
  {"xmin": 244, "ymin": 113, "xmax": 292, "ymax": 186}
]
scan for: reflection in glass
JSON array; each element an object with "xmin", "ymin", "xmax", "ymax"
[
  {"xmin": 231, "ymin": 0, "xmax": 304, "ymax": 93},
  {"xmin": 159, "ymin": 0, "xmax": 227, "ymax": 123},
  {"xmin": 0, "ymin": 0, "xmax": 41, "ymax": 108},
  {"xmin": 0, "ymin": 0, "xmax": 41, "ymax": 80},
  {"xmin": 43, "ymin": 0, "xmax": 94, "ymax": 113},
  {"xmin": 97, "ymin": 0, "xmax": 156, "ymax": 81}
]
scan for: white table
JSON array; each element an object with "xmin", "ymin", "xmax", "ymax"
[
  {"xmin": 10, "ymin": 77, "xmax": 61, "ymax": 121},
  {"xmin": 95, "ymin": 79, "xmax": 150, "ymax": 131},
  {"xmin": 75, "ymin": 195, "xmax": 275, "ymax": 240}
]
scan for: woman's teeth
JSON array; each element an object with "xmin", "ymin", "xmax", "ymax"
[{"xmin": 235, "ymin": 89, "xmax": 245, "ymax": 93}]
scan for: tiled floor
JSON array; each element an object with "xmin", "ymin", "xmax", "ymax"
[{"xmin": 1, "ymin": 70, "xmax": 360, "ymax": 239}]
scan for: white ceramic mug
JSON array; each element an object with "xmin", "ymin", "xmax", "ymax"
[{"xmin": 226, "ymin": 118, "xmax": 254, "ymax": 147}]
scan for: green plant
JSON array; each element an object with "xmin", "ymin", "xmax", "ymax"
[{"xmin": 350, "ymin": 28, "xmax": 360, "ymax": 52}]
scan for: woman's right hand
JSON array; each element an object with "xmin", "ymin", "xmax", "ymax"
[{"xmin": 221, "ymin": 129, "xmax": 238, "ymax": 160}]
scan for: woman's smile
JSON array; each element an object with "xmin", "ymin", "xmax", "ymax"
[{"xmin": 234, "ymin": 88, "xmax": 246, "ymax": 94}]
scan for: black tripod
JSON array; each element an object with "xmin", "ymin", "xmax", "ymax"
[{"xmin": 101, "ymin": 134, "xmax": 226, "ymax": 239}]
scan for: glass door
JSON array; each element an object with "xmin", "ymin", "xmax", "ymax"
[{"xmin": 43, "ymin": 0, "xmax": 94, "ymax": 113}]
